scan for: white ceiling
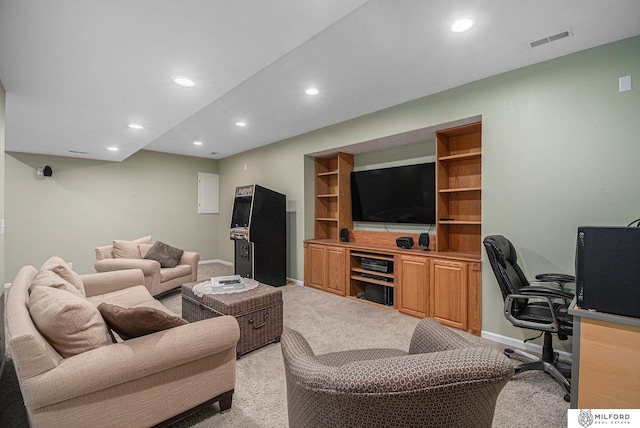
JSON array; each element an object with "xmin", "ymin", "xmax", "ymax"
[{"xmin": 1, "ymin": 0, "xmax": 639, "ymax": 161}]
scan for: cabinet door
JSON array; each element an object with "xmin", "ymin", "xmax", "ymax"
[
  {"xmin": 397, "ymin": 255, "xmax": 429, "ymax": 318},
  {"xmin": 305, "ymin": 244, "xmax": 327, "ymax": 290},
  {"xmin": 326, "ymin": 246, "xmax": 347, "ymax": 296},
  {"xmin": 430, "ymin": 259, "xmax": 468, "ymax": 330}
]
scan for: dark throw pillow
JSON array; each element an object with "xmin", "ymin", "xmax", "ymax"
[
  {"xmin": 98, "ymin": 303, "xmax": 188, "ymax": 340},
  {"xmin": 143, "ymin": 241, "xmax": 184, "ymax": 268}
]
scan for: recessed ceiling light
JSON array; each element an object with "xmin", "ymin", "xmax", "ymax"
[
  {"xmin": 305, "ymin": 87, "xmax": 319, "ymax": 96},
  {"xmin": 451, "ymin": 17, "xmax": 474, "ymax": 33},
  {"xmin": 193, "ymin": 141, "xmax": 203, "ymax": 146},
  {"xmin": 173, "ymin": 76, "xmax": 195, "ymax": 87},
  {"xmin": 107, "ymin": 146, "xmax": 119, "ymax": 151},
  {"xmin": 235, "ymin": 121, "xmax": 247, "ymax": 127},
  {"xmin": 128, "ymin": 123, "xmax": 144, "ymax": 130}
]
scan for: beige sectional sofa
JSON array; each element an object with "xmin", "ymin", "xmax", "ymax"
[
  {"xmin": 6, "ymin": 257, "xmax": 240, "ymax": 428},
  {"xmin": 94, "ymin": 236, "xmax": 199, "ymax": 296}
]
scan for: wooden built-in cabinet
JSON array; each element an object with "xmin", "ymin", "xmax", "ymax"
[
  {"xmin": 304, "ymin": 242, "xmax": 347, "ymax": 296},
  {"xmin": 430, "ymin": 259, "xmax": 468, "ymax": 331},
  {"xmin": 396, "ymin": 254, "xmax": 430, "ymax": 318},
  {"xmin": 305, "ymin": 122, "xmax": 483, "ymax": 335},
  {"xmin": 304, "ymin": 238, "xmax": 482, "ymax": 335}
]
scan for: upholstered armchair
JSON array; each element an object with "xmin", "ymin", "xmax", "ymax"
[
  {"xmin": 281, "ymin": 318, "xmax": 514, "ymax": 428},
  {"xmin": 95, "ymin": 236, "xmax": 199, "ymax": 296}
]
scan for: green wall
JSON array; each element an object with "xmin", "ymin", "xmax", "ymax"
[
  {"xmin": 217, "ymin": 36, "xmax": 640, "ymax": 345},
  {"xmin": 4, "ymin": 150, "xmax": 220, "ymax": 278}
]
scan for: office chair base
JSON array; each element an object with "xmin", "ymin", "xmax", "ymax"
[{"xmin": 504, "ymin": 348, "xmax": 571, "ymax": 401}]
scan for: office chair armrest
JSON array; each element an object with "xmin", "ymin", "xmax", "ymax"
[
  {"xmin": 519, "ymin": 285, "xmax": 574, "ymax": 301},
  {"xmin": 504, "ymin": 293, "xmax": 560, "ymax": 333}
]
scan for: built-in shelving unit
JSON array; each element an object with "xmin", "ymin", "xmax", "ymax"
[
  {"xmin": 305, "ymin": 121, "xmax": 483, "ymax": 335},
  {"xmin": 435, "ymin": 122, "xmax": 482, "ymax": 254},
  {"xmin": 314, "ymin": 152, "xmax": 354, "ymax": 240}
]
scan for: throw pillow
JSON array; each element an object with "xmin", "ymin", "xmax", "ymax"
[
  {"xmin": 138, "ymin": 243, "xmax": 153, "ymax": 258},
  {"xmin": 29, "ymin": 270, "xmax": 83, "ymax": 298},
  {"xmin": 97, "ymin": 303, "xmax": 188, "ymax": 340},
  {"xmin": 143, "ymin": 241, "xmax": 184, "ymax": 268},
  {"xmin": 39, "ymin": 255, "xmax": 86, "ymax": 297},
  {"xmin": 111, "ymin": 236, "xmax": 153, "ymax": 259},
  {"xmin": 112, "ymin": 240, "xmax": 142, "ymax": 259},
  {"xmin": 29, "ymin": 286, "xmax": 114, "ymax": 358}
]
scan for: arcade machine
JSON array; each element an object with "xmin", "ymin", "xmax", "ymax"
[{"xmin": 230, "ymin": 184, "xmax": 286, "ymax": 286}]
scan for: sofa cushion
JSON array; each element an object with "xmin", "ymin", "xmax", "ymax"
[
  {"xmin": 160, "ymin": 264, "xmax": 192, "ymax": 282},
  {"xmin": 29, "ymin": 270, "xmax": 83, "ymax": 298},
  {"xmin": 87, "ymin": 285, "xmax": 179, "ymax": 315},
  {"xmin": 98, "ymin": 303, "xmax": 188, "ymax": 340},
  {"xmin": 29, "ymin": 286, "xmax": 114, "ymax": 358},
  {"xmin": 144, "ymin": 241, "xmax": 184, "ymax": 268},
  {"xmin": 40, "ymin": 255, "xmax": 86, "ymax": 297}
]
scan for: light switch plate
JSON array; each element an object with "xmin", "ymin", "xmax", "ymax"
[{"xmin": 619, "ymin": 75, "xmax": 632, "ymax": 92}]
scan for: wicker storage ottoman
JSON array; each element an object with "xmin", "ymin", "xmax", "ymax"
[{"xmin": 181, "ymin": 282, "xmax": 283, "ymax": 358}]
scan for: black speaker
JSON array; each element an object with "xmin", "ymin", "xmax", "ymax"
[
  {"xmin": 396, "ymin": 236, "xmax": 414, "ymax": 249},
  {"xmin": 419, "ymin": 233, "xmax": 430, "ymax": 251},
  {"xmin": 576, "ymin": 226, "xmax": 640, "ymax": 318},
  {"xmin": 340, "ymin": 228, "xmax": 349, "ymax": 242}
]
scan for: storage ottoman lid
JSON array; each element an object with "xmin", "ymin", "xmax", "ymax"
[{"xmin": 182, "ymin": 282, "xmax": 282, "ymax": 315}]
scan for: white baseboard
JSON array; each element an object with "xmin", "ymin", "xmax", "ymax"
[
  {"xmin": 481, "ymin": 330, "xmax": 572, "ymax": 362},
  {"xmin": 287, "ymin": 278, "xmax": 303, "ymax": 286},
  {"xmin": 199, "ymin": 259, "xmax": 233, "ymax": 266}
]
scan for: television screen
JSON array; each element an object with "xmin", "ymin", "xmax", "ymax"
[{"xmin": 351, "ymin": 163, "xmax": 436, "ymax": 225}]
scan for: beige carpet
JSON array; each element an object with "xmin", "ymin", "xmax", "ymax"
[{"xmin": 159, "ymin": 263, "xmax": 570, "ymax": 428}]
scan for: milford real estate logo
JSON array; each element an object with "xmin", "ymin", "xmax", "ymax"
[
  {"xmin": 578, "ymin": 410, "xmax": 594, "ymax": 427},
  {"xmin": 571, "ymin": 409, "xmax": 635, "ymax": 427}
]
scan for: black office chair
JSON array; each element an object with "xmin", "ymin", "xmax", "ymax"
[{"xmin": 483, "ymin": 235, "xmax": 574, "ymax": 401}]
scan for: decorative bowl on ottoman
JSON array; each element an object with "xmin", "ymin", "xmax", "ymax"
[{"xmin": 182, "ymin": 281, "xmax": 283, "ymax": 358}]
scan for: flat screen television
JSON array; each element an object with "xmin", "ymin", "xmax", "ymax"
[{"xmin": 351, "ymin": 162, "xmax": 436, "ymax": 225}]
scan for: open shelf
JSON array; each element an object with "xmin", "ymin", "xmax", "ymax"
[
  {"xmin": 436, "ymin": 122, "xmax": 482, "ymax": 253},
  {"xmin": 314, "ymin": 153, "xmax": 353, "ymax": 240},
  {"xmin": 348, "ymin": 250, "xmax": 395, "ymax": 307}
]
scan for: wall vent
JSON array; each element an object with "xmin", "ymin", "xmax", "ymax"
[{"xmin": 529, "ymin": 29, "xmax": 572, "ymax": 48}]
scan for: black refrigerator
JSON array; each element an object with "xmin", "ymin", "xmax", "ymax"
[{"xmin": 230, "ymin": 184, "xmax": 286, "ymax": 287}]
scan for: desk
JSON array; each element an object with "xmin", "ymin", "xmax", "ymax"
[{"xmin": 568, "ymin": 298, "xmax": 640, "ymax": 408}]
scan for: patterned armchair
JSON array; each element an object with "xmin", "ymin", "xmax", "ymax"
[{"xmin": 281, "ymin": 318, "xmax": 514, "ymax": 428}]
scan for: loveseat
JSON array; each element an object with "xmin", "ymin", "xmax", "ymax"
[
  {"xmin": 94, "ymin": 235, "xmax": 199, "ymax": 296},
  {"xmin": 6, "ymin": 257, "xmax": 240, "ymax": 428}
]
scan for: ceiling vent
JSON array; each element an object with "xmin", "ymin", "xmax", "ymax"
[
  {"xmin": 209, "ymin": 152, "xmax": 218, "ymax": 155},
  {"xmin": 529, "ymin": 29, "xmax": 572, "ymax": 48},
  {"xmin": 68, "ymin": 150, "xmax": 89, "ymax": 154}
]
